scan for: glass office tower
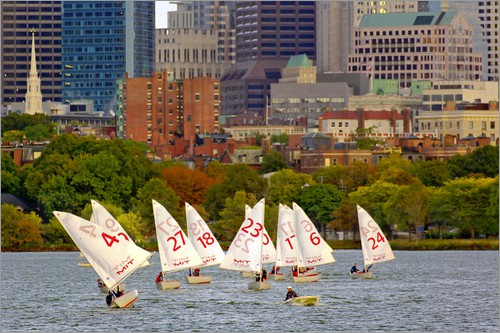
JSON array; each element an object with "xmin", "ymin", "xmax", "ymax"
[{"xmin": 61, "ymin": 1, "xmax": 154, "ymax": 112}]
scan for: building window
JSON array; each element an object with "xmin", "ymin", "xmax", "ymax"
[
  {"xmin": 331, "ymin": 122, "xmax": 335, "ymax": 127},
  {"xmin": 468, "ymin": 121, "xmax": 473, "ymax": 129},
  {"xmin": 481, "ymin": 121, "xmax": 487, "ymax": 130},
  {"xmin": 187, "ymin": 115, "xmax": 191, "ymax": 121},
  {"xmin": 490, "ymin": 121, "xmax": 495, "ymax": 129},
  {"xmin": 339, "ymin": 122, "xmax": 343, "ymax": 127},
  {"xmin": 195, "ymin": 93, "xmax": 200, "ymax": 101}
]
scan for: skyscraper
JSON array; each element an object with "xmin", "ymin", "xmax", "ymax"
[
  {"xmin": 1, "ymin": 1, "xmax": 62, "ymax": 105},
  {"xmin": 61, "ymin": 1, "xmax": 154, "ymax": 113},
  {"xmin": 221, "ymin": 1, "xmax": 316, "ymax": 117}
]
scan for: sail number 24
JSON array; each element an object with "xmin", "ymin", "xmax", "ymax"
[{"xmin": 360, "ymin": 219, "xmax": 386, "ymax": 250}]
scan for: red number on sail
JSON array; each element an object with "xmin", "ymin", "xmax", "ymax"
[
  {"xmin": 167, "ymin": 230, "xmax": 186, "ymax": 252},
  {"xmin": 241, "ymin": 218, "xmax": 253, "ymax": 234},
  {"xmin": 197, "ymin": 232, "xmax": 214, "ymax": 248},
  {"xmin": 263, "ymin": 233, "xmax": 269, "ymax": 245},
  {"xmin": 376, "ymin": 232, "xmax": 385, "ymax": 243},
  {"xmin": 310, "ymin": 232, "xmax": 321, "ymax": 245},
  {"xmin": 250, "ymin": 223, "xmax": 263, "ymax": 238},
  {"xmin": 102, "ymin": 232, "xmax": 119, "ymax": 247},
  {"xmin": 117, "ymin": 232, "xmax": 129, "ymax": 241},
  {"xmin": 285, "ymin": 235, "xmax": 295, "ymax": 250},
  {"xmin": 367, "ymin": 237, "xmax": 378, "ymax": 250}
]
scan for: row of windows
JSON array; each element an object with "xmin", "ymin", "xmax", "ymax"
[
  {"xmin": 2, "ymin": 6, "xmax": 61, "ymax": 12},
  {"xmin": 261, "ymin": 34, "xmax": 314, "ymax": 39},
  {"xmin": 3, "ymin": 31, "xmax": 61, "ymax": 37},
  {"xmin": 273, "ymin": 97, "xmax": 345, "ymax": 104},
  {"xmin": 2, "ymin": 14, "xmax": 61, "ymax": 20},
  {"xmin": 63, "ymin": 3, "xmax": 123, "ymax": 9},
  {"xmin": 3, "ymin": 39, "xmax": 61, "ymax": 45},
  {"xmin": 420, "ymin": 121, "xmax": 496, "ymax": 130},
  {"xmin": 261, "ymin": 25, "xmax": 314, "ymax": 31},
  {"xmin": 3, "ymin": 23, "xmax": 61, "ymax": 28}
]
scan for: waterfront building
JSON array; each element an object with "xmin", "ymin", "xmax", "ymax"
[
  {"xmin": 61, "ymin": 1, "xmax": 155, "ymax": 112},
  {"xmin": 1, "ymin": 1, "xmax": 62, "ymax": 105}
]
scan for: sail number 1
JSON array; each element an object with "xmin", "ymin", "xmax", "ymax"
[{"xmin": 360, "ymin": 219, "xmax": 386, "ymax": 250}]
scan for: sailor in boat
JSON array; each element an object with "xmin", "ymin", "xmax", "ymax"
[
  {"xmin": 292, "ymin": 266, "xmax": 298, "ymax": 277},
  {"xmin": 350, "ymin": 263, "xmax": 360, "ymax": 274},
  {"xmin": 193, "ymin": 268, "xmax": 200, "ymax": 276},
  {"xmin": 361, "ymin": 265, "xmax": 372, "ymax": 273},
  {"xmin": 105, "ymin": 289, "xmax": 124, "ymax": 306},
  {"xmin": 155, "ymin": 271, "xmax": 164, "ymax": 283},
  {"xmin": 261, "ymin": 268, "xmax": 267, "ymax": 282},
  {"xmin": 97, "ymin": 279, "xmax": 104, "ymax": 289},
  {"xmin": 285, "ymin": 286, "xmax": 298, "ymax": 301}
]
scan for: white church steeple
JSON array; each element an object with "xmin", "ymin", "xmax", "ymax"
[{"xmin": 25, "ymin": 30, "xmax": 43, "ymax": 114}]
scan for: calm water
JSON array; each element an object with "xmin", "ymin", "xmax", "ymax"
[{"xmin": 1, "ymin": 251, "xmax": 498, "ymax": 332}]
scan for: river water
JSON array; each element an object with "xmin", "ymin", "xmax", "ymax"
[{"xmin": 1, "ymin": 250, "xmax": 498, "ymax": 332}]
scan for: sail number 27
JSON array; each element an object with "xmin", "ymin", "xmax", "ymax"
[{"xmin": 360, "ymin": 219, "xmax": 386, "ymax": 250}]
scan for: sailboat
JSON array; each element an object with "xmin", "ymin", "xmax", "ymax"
[
  {"xmin": 152, "ymin": 200, "xmax": 204, "ymax": 290},
  {"xmin": 352, "ymin": 204, "xmax": 395, "ymax": 279},
  {"xmin": 292, "ymin": 203, "xmax": 336, "ymax": 283},
  {"xmin": 77, "ymin": 252, "xmax": 92, "ymax": 267},
  {"xmin": 239, "ymin": 204, "xmax": 276, "ymax": 280},
  {"xmin": 220, "ymin": 198, "xmax": 270, "ymax": 291},
  {"xmin": 90, "ymin": 200, "xmax": 151, "ymax": 269},
  {"xmin": 53, "ymin": 211, "xmax": 153, "ymax": 308},
  {"xmin": 185, "ymin": 202, "xmax": 225, "ymax": 284}
]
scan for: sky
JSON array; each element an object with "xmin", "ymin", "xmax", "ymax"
[{"xmin": 155, "ymin": 1, "xmax": 177, "ymax": 29}]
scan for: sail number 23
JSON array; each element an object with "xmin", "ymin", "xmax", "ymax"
[
  {"xmin": 234, "ymin": 217, "xmax": 266, "ymax": 253},
  {"xmin": 360, "ymin": 219, "xmax": 386, "ymax": 250}
]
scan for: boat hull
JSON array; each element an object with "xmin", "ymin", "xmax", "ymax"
[
  {"xmin": 293, "ymin": 273, "xmax": 321, "ymax": 283},
  {"xmin": 350, "ymin": 271, "xmax": 373, "ymax": 279},
  {"xmin": 248, "ymin": 281, "xmax": 271, "ymax": 291},
  {"xmin": 285, "ymin": 295, "xmax": 320, "ymax": 306},
  {"xmin": 110, "ymin": 290, "xmax": 138, "ymax": 308},
  {"xmin": 77, "ymin": 262, "xmax": 92, "ymax": 267},
  {"xmin": 156, "ymin": 280, "xmax": 182, "ymax": 290},
  {"xmin": 187, "ymin": 275, "xmax": 212, "ymax": 284},
  {"xmin": 270, "ymin": 273, "xmax": 285, "ymax": 281},
  {"xmin": 240, "ymin": 271, "xmax": 255, "ymax": 278}
]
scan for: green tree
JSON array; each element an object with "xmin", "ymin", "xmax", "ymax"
[
  {"xmin": 384, "ymin": 181, "xmax": 429, "ymax": 241},
  {"xmin": 1, "ymin": 204, "xmax": 44, "ymax": 251},
  {"xmin": 259, "ymin": 150, "xmax": 289, "ymax": 174},
  {"xmin": 204, "ymin": 164, "xmax": 267, "ymax": 221},
  {"xmin": 24, "ymin": 123, "xmax": 56, "ymax": 141},
  {"xmin": 211, "ymin": 191, "xmax": 257, "ymax": 242},
  {"xmin": 270, "ymin": 133, "xmax": 289, "ymax": 145},
  {"xmin": 131, "ymin": 178, "xmax": 180, "ymax": 235},
  {"xmin": 266, "ymin": 169, "xmax": 314, "ymax": 206},
  {"xmin": 376, "ymin": 154, "xmax": 415, "ymax": 185},
  {"xmin": 1, "ymin": 152, "xmax": 22, "ymax": 195},
  {"xmin": 447, "ymin": 145, "xmax": 499, "ymax": 178},
  {"xmin": 411, "ymin": 160, "xmax": 450, "ymax": 187},
  {"xmin": 294, "ymin": 183, "xmax": 345, "ymax": 235},
  {"xmin": 348, "ymin": 180, "xmax": 402, "ymax": 238}
]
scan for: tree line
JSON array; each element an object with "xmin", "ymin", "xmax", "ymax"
[{"xmin": 2, "ymin": 131, "xmax": 498, "ymax": 251}]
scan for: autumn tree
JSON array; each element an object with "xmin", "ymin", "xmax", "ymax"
[{"xmin": 161, "ymin": 165, "xmax": 214, "ymax": 206}]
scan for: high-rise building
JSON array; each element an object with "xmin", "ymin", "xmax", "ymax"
[
  {"xmin": 316, "ymin": 1, "xmax": 422, "ymax": 74},
  {"xmin": 61, "ymin": 1, "xmax": 154, "ymax": 112},
  {"xmin": 221, "ymin": 1, "xmax": 317, "ymax": 117},
  {"xmin": 1, "ymin": 1, "xmax": 62, "ymax": 105}
]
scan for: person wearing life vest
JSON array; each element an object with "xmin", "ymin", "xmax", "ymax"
[
  {"xmin": 155, "ymin": 272, "xmax": 164, "ymax": 283},
  {"xmin": 285, "ymin": 286, "xmax": 298, "ymax": 301}
]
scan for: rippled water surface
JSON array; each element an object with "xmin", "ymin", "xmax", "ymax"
[{"xmin": 1, "ymin": 251, "xmax": 498, "ymax": 332}]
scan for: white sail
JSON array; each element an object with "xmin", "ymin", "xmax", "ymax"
[
  {"xmin": 245, "ymin": 204, "xmax": 276, "ymax": 264},
  {"xmin": 153, "ymin": 200, "xmax": 203, "ymax": 273},
  {"xmin": 54, "ymin": 211, "xmax": 153, "ymax": 291},
  {"xmin": 275, "ymin": 203, "xmax": 301, "ymax": 267},
  {"xmin": 185, "ymin": 202, "xmax": 225, "ymax": 267},
  {"xmin": 292, "ymin": 203, "xmax": 335, "ymax": 267},
  {"xmin": 220, "ymin": 199, "xmax": 265, "ymax": 273},
  {"xmin": 357, "ymin": 204, "xmax": 395, "ymax": 266}
]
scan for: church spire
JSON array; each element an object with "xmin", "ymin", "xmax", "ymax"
[{"xmin": 25, "ymin": 29, "xmax": 43, "ymax": 114}]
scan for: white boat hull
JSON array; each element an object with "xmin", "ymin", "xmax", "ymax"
[
  {"xmin": 187, "ymin": 275, "xmax": 212, "ymax": 284},
  {"xmin": 293, "ymin": 273, "xmax": 321, "ymax": 283},
  {"xmin": 350, "ymin": 271, "xmax": 373, "ymax": 279},
  {"xmin": 156, "ymin": 280, "xmax": 182, "ymax": 290},
  {"xmin": 110, "ymin": 290, "xmax": 139, "ymax": 308},
  {"xmin": 77, "ymin": 262, "xmax": 92, "ymax": 267},
  {"xmin": 285, "ymin": 295, "xmax": 320, "ymax": 306},
  {"xmin": 248, "ymin": 281, "xmax": 271, "ymax": 291}
]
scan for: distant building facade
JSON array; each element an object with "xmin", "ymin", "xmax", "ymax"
[{"xmin": 348, "ymin": 12, "xmax": 483, "ymax": 87}]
